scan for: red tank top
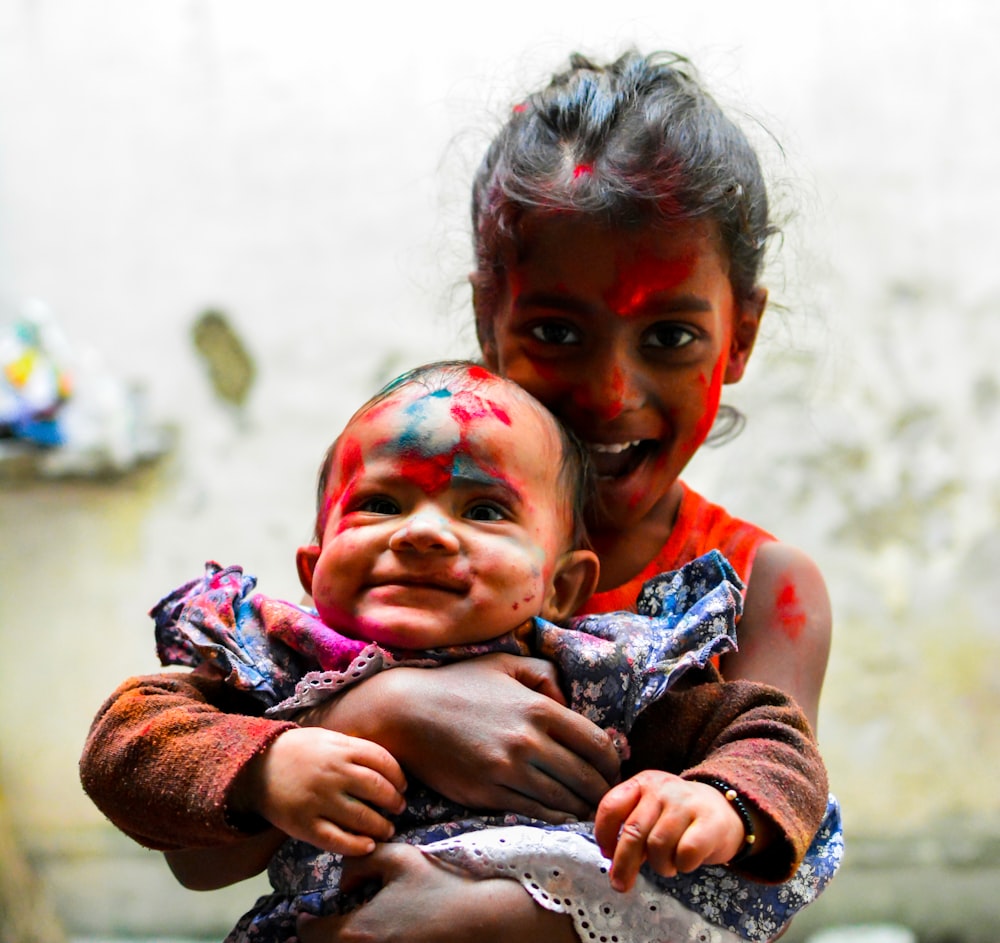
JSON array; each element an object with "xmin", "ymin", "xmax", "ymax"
[{"xmin": 579, "ymin": 481, "xmax": 775, "ymax": 615}]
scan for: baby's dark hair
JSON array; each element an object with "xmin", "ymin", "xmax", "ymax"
[
  {"xmin": 313, "ymin": 361, "xmax": 594, "ymax": 549},
  {"xmin": 471, "ymin": 49, "xmax": 775, "ymax": 334}
]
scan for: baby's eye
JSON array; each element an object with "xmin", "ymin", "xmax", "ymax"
[
  {"xmin": 530, "ymin": 321, "xmax": 580, "ymax": 345},
  {"xmin": 359, "ymin": 496, "xmax": 400, "ymax": 515},
  {"xmin": 644, "ymin": 322, "xmax": 697, "ymax": 350},
  {"xmin": 464, "ymin": 502, "xmax": 506, "ymax": 522}
]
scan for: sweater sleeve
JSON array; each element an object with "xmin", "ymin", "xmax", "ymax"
[
  {"xmin": 79, "ymin": 669, "xmax": 297, "ymax": 851},
  {"xmin": 623, "ymin": 670, "xmax": 828, "ymax": 884}
]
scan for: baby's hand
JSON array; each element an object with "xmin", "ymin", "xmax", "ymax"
[
  {"xmin": 593, "ymin": 771, "xmax": 744, "ymax": 892},
  {"xmin": 236, "ymin": 726, "xmax": 407, "ymax": 856}
]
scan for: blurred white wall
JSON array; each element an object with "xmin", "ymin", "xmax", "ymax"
[{"xmin": 1, "ymin": 0, "xmax": 998, "ymax": 938}]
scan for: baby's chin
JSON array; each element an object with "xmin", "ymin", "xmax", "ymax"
[{"xmin": 353, "ymin": 605, "xmax": 500, "ymax": 651}]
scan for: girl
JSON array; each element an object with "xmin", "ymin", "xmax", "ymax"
[{"xmin": 81, "ymin": 49, "xmax": 835, "ymax": 942}]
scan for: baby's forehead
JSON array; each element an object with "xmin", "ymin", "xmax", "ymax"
[{"xmin": 348, "ymin": 375, "xmax": 558, "ymax": 443}]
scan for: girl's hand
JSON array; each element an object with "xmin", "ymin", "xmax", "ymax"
[
  {"xmin": 593, "ymin": 772, "xmax": 744, "ymax": 892},
  {"xmin": 301, "ymin": 654, "xmax": 621, "ymax": 823},
  {"xmin": 296, "ymin": 843, "xmax": 578, "ymax": 943},
  {"xmin": 232, "ymin": 727, "xmax": 407, "ymax": 855}
]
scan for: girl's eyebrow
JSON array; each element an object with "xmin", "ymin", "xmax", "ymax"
[
  {"xmin": 514, "ymin": 291, "xmax": 594, "ymax": 315},
  {"xmin": 516, "ymin": 290, "xmax": 714, "ymax": 316}
]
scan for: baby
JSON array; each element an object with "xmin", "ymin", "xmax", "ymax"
[{"xmin": 152, "ymin": 361, "xmax": 833, "ymax": 943}]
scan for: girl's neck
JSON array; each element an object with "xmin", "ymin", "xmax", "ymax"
[{"xmin": 589, "ymin": 481, "xmax": 685, "ymax": 592}]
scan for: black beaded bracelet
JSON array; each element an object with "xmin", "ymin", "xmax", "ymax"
[{"xmin": 703, "ymin": 778, "xmax": 757, "ymax": 863}]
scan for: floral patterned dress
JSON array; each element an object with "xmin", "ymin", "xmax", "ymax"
[{"xmin": 154, "ymin": 551, "xmax": 843, "ymax": 943}]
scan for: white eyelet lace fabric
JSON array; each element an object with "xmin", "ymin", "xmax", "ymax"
[{"xmin": 423, "ymin": 825, "xmax": 744, "ymax": 943}]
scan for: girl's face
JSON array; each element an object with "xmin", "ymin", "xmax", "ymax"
[
  {"xmin": 297, "ymin": 376, "xmax": 595, "ymax": 649},
  {"xmin": 480, "ymin": 215, "xmax": 764, "ymax": 539}
]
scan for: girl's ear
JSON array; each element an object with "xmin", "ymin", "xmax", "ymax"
[
  {"xmin": 543, "ymin": 549, "xmax": 601, "ymax": 622},
  {"xmin": 724, "ymin": 287, "xmax": 767, "ymax": 384},
  {"xmin": 295, "ymin": 545, "xmax": 320, "ymax": 597}
]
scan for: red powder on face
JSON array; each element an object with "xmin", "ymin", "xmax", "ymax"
[
  {"xmin": 327, "ymin": 437, "xmax": 366, "ymax": 525},
  {"xmin": 603, "ymin": 250, "xmax": 696, "ymax": 316},
  {"xmin": 396, "ymin": 450, "xmax": 454, "ymax": 496},
  {"xmin": 467, "ymin": 365, "xmax": 493, "ymax": 382},
  {"xmin": 774, "ymin": 578, "xmax": 807, "ymax": 641},
  {"xmin": 683, "ymin": 355, "xmax": 725, "ymax": 453},
  {"xmin": 448, "ymin": 389, "xmax": 511, "ymax": 428},
  {"xmin": 338, "ymin": 437, "xmax": 364, "ymax": 481},
  {"xmin": 575, "ymin": 365, "xmax": 628, "ymax": 422}
]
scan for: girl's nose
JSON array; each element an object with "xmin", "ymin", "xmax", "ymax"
[
  {"xmin": 577, "ymin": 355, "xmax": 645, "ymax": 421},
  {"xmin": 388, "ymin": 511, "xmax": 460, "ymax": 554}
]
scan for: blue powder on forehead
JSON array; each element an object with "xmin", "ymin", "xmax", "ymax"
[
  {"xmin": 392, "ymin": 391, "xmax": 455, "ymax": 454},
  {"xmin": 450, "ymin": 452, "xmax": 499, "ymax": 487}
]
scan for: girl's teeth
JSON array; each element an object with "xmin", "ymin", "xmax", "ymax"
[{"xmin": 588, "ymin": 441, "xmax": 640, "ymax": 454}]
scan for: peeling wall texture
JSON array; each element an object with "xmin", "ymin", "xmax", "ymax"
[{"xmin": 1, "ymin": 2, "xmax": 998, "ymax": 940}]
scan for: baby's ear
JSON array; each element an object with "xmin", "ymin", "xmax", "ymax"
[
  {"xmin": 725, "ymin": 287, "xmax": 767, "ymax": 384},
  {"xmin": 295, "ymin": 545, "xmax": 320, "ymax": 597},
  {"xmin": 544, "ymin": 549, "xmax": 601, "ymax": 622}
]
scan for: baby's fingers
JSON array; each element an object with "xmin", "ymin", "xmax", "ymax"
[
  {"xmin": 347, "ymin": 762, "xmax": 408, "ymax": 817},
  {"xmin": 309, "ymin": 816, "xmax": 379, "ymax": 857},
  {"xmin": 593, "ymin": 778, "xmax": 641, "ymax": 858},
  {"xmin": 351, "ymin": 739, "xmax": 409, "ymax": 797},
  {"xmin": 672, "ymin": 818, "xmax": 717, "ymax": 874}
]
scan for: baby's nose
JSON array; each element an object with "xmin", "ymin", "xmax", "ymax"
[{"xmin": 388, "ymin": 512, "xmax": 459, "ymax": 554}]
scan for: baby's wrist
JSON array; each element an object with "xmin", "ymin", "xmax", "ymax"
[{"xmin": 700, "ymin": 778, "xmax": 757, "ymax": 863}]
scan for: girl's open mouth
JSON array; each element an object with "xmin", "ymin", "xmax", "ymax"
[{"xmin": 586, "ymin": 440, "xmax": 657, "ymax": 479}]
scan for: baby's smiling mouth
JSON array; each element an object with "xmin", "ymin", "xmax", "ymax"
[
  {"xmin": 370, "ymin": 574, "xmax": 469, "ymax": 595},
  {"xmin": 586, "ymin": 440, "xmax": 656, "ymax": 478}
]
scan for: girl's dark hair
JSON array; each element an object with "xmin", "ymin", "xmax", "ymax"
[
  {"xmin": 471, "ymin": 49, "xmax": 776, "ymax": 328},
  {"xmin": 313, "ymin": 361, "xmax": 594, "ymax": 548}
]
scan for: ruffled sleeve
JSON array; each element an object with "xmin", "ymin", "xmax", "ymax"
[{"xmin": 538, "ymin": 550, "xmax": 743, "ymax": 732}]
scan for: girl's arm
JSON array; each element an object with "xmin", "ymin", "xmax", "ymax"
[
  {"xmin": 80, "ymin": 655, "xmax": 619, "ymax": 853},
  {"xmin": 720, "ymin": 541, "xmax": 832, "ymax": 731},
  {"xmin": 302, "ymin": 653, "xmax": 621, "ymax": 822},
  {"xmin": 165, "ymin": 828, "xmax": 286, "ymax": 890},
  {"xmin": 79, "ymin": 669, "xmax": 297, "ymax": 851}
]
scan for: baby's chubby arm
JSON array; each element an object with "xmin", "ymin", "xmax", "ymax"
[
  {"xmin": 594, "ymin": 771, "xmax": 751, "ymax": 892},
  {"xmin": 616, "ymin": 668, "xmax": 829, "ymax": 885},
  {"xmin": 165, "ymin": 726, "xmax": 407, "ymax": 890}
]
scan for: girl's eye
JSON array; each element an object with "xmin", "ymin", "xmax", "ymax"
[
  {"xmin": 359, "ymin": 496, "xmax": 400, "ymax": 515},
  {"xmin": 464, "ymin": 503, "xmax": 505, "ymax": 522},
  {"xmin": 644, "ymin": 322, "xmax": 697, "ymax": 350},
  {"xmin": 529, "ymin": 321, "xmax": 580, "ymax": 345}
]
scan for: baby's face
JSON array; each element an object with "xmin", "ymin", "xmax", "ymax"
[{"xmin": 303, "ymin": 373, "xmax": 575, "ymax": 649}]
